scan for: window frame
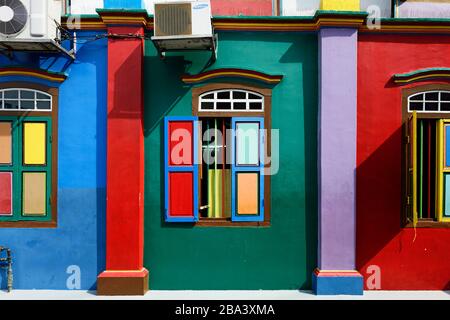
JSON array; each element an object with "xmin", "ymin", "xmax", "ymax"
[
  {"xmin": 192, "ymin": 83, "xmax": 272, "ymax": 227},
  {"xmin": 0, "ymin": 82, "xmax": 58, "ymax": 228},
  {"xmin": 199, "ymin": 89, "xmax": 264, "ymax": 112},
  {"xmin": 402, "ymin": 83, "xmax": 450, "ymax": 228}
]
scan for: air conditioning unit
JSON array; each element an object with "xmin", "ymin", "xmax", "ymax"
[
  {"xmin": 0, "ymin": 0, "xmax": 73, "ymax": 58},
  {"xmin": 151, "ymin": 0, "xmax": 216, "ymax": 56}
]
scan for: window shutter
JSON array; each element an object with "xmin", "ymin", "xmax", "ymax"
[
  {"xmin": 406, "ymin": 111, "xmax": 418, "ymax": 226},
  {"xmin": 164, "ymin": 116, "xmax": 199, "ymax": 222},
  {"xmin": 231, "ymin": 117, "xmax": 264, "ymax": 222}
]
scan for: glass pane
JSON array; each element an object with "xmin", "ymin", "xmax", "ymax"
[
  {"xmin": 0, "ymin": 122, "xmax": 12, "ymax": 165},
  {"xmin": 0, "ymin": 172, "xmax": 12, "ymax": 215},
  {"xmin": 217, "ymin": 91, "xmax": 230, "ymax": 99},
  {"xmin": 233, "ymin": 102, "xmax": 246, "ymax": 110},
  {"xmin": 20, "ymin": 100, "xmax": 35, "ymax": 110},
  {"xmin": 249, "ymin": 102, "xmax": 263, "ymax": 110},
  {"xmin": 248, "ymin": 93, "xmax": 261, "ymax": 100},
  {"xmin": 441, "ymin": 92, "xmax": 450, "ymax": 102},
  {"xmin": 233, "ymin": 91, "xmax": 246, "ymax": 99},
  {"xmin": 20, "ymin": 90, "xmax": 35, "ymax": 99},
  {"xmin": 409, "ymin": 93, "xmax": 424, "ymax": 101},
  {"xmin": 23, "ymin": 122, "xmax": 46, "ymax": 165},
  {"xmin": 409, "ymin": 102, "xmax": 423, "ymax": 111},
  {"xmin": 441, "ymin": 103, "xmax": 450, "ymax": 111},
  {"xmin": 236, "ymin": 122, "xmax": 259, "ymax": 166},
  {"xmin": 22, "ymin": 172, "xmax": 46, "ymax": 216},
  {"xmin": 4, "ymin": 100, "xmax": 19, "ymax": 109},
  {"xmin": 202, "ymin": 93, "xmax": 214, "ymax": 100},
  {"xmin": 425, "ymin": 92, "xmax": 439, "ymax": 101},
  {"xmin": 200, "ymin": 102, "xmax": 214, "ymax": 110},
  {"xmin": 4, "ymin": 90, "xmax": 18, "ymax": 99},
  {"xmin": 237, "ymin": 172, "xmax": 259, "ymax": 215},
  {"xmin": 36, "ymin": 101, "xmax": 51, "ymax": 110},
  {"xmin": 425, "ymin": 102, "xmax": 438, "ymax": 111},
  {"xmin": 217, "ymin": 102, "xmax": 231, "ymax": 110}
]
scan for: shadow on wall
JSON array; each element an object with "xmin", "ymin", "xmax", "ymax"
[
  {"xmin": 142, "ymin": 54, "xmax": 191, "ymax": 228},
  {"xmin": 356, "ymin": 125, "xmax": 404, "ymax": 270},
  {"xmin": 301, "ymin": 65, "xmax": 318, "ymax": 288},
  {"xmin": 143, "ymin": 55, "xmax": 191, "ymax": 134}
]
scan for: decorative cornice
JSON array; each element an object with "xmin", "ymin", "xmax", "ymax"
[
  {"xmin": 0, "ymin": 67, "xmax": 67, "ymax": 83},
  {"xmin": 360, "ymin": 18, "xmax": 450, "ymax": 34},
  {"xmin": 96, "ymin": 9, "xmax": 150, "ymax": 27},
  {"xmin": 393, "ymin": 68, "xmax": 450, "ymax": 84},
  {"xmin": 181, "ymin": 68, "xmax": 283, "ymax": 85},
  {"xmin": 60, "ymin": 10, "xmax": 450, "ymax": 34}
]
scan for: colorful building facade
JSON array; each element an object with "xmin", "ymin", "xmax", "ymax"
[{"xmin": 0, "ymin": 0, "xmax": 450, "ymax": 295}]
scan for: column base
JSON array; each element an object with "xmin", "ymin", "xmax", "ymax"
[
  {"xmin": 97, "ymin": 268, "xmax": 149, "ymax": 295},
  {"xmin": 312, "ymin": 268, "xmax": 363, "ymax": 295}
]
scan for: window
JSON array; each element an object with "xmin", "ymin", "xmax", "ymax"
[
  {"xmin": 404, "ymin": 87, "xmax": 450, "ymax": 226},
  {"xmin": 199, "ymin": 89, "xmax": 264, "ymax": 112},
  {"xmin": 164, "ymin": 84, "xmax": 271, "ymax": 225},
  {"xmin": 0, "ymin": 85, "xmax": 57, "ymax": 226}
]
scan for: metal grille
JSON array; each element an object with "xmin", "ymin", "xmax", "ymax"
[
  {"xmin": 154, "ymin": 3, "xmax": 192, "ymax": 37},
  {"xmin": 0, "ymin": 0, "xmax": 28, "ymax": 36}
]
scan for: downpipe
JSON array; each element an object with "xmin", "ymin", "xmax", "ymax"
[{"xmin": 0, "ymin": 246, "xmax": 13, "ymax": 292}]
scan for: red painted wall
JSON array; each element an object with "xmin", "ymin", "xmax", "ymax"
[
  {"xmin": 211, "ymin": 0, "xmax": 272, "ymax": 16},
  {"xmin": 357, "ymin": 34, "xmax": 450, "ymax": 290}
]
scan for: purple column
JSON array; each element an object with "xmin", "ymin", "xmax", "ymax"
[{"xmin": 314, "ymin": 27, "xmax": 363, "ymax": 295}]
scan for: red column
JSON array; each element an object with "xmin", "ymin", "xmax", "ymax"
[{"xmin": 97, "ymin": 25, "xmax": 148, "ymax": 295}]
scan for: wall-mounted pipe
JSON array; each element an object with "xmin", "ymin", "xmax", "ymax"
[{"xmin": 0, "ymin": 247, "xmax": 13, "ymax": 292}]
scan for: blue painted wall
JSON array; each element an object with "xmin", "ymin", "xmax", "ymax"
[{"xmin": 0, "ymin": 31, "xmax": 107, "ymax": 290}]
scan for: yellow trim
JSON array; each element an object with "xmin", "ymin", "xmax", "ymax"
[
  {"xmin": 437, "ymin": 120, "xmax": 444, "ymax": 222},
  {"xmin": 395, "ymin": 74, "xmax": 450, "ymax": 84},
  {"xmin": 320, "ymin": 0, "xmax": 360, "ymax": 11},
  {"xmin": 184, "ymin": 73, "xmax": 280, "ymax": 84},
  {"xmin": 0, "ymin": 70, "xmax": 65, "ymax": 82},
  {"xmin": 213, "ymin": 18, "xmax": 364, "ymax": 31},
  {"xmin": 412, "ymin": 111, "xmax": 418, "ymax": 226},
  {"xmin": 438, "ymin": 120, "xmax": 450, "ymax": 222}
]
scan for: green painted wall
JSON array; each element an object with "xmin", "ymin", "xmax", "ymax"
[{"xmin": 143, "ymin": 32, "xmax": 318, "ymax": 289}]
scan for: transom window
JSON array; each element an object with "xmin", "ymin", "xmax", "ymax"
[
  {"xmin": 408, "ymin": 91, "xmax": 450, "ymax": 112},
  {"xmin": 199, "ymin": 89, "xmax": 264, "ymax": 112},
  {"xmin": 0, "ymin": 89, "xmax": 52, "ymax": 111}
]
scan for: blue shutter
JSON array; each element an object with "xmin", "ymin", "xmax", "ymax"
[
  {"xmin": 164, "ymin": 116, "xmax": 199, "ymax": 222},
  {"xmin": 231, "ymin": 117, "xmax": 265, "ymax": 222}
]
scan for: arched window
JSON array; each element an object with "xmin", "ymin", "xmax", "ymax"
[
  {"xmin": 163, "ymin": 83, "xmax": 271, "ymax": 226},
  {"xmin": 408, "ymin": 90, "xmax": 450, "ymax": 112},
  {"xmin": 199, "ymin": 89, "xmax": 264, "ymax": 112},
  {"xmin": 0, "ymin": 84, "xmax": 57, "ymax": 227},
  {"xmin": 0, "ymin": 88, "xmax": 52, "ymax": 111}
]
